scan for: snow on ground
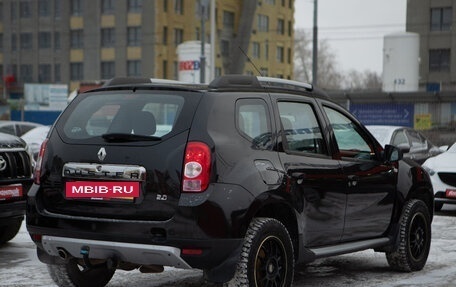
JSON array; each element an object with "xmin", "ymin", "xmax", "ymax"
[{"xmin": 1, "ymin": 209, "xmax": 456, "ymax": 287}]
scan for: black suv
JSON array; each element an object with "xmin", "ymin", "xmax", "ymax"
[
  {"xmin": 27, "ymin": 76, "xmax": 434, "ymax": 287},
  {"xmin": 0, "ymin": 132, "xmax": 33, "ymax": 245}
]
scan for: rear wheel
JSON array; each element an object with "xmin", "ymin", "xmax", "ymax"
[
  {"xmin": 228, "ymin": 217, "xmax": 294, "ymax": 287},
  {"xmin": 47, "ymin": 259, "xmax": 115, "ymax": 287},
  {"xmin": 0, "ymin": 218, "xmax": 22, "ymax": 245},
  {"xmin": 386, "ymin": 199, "xmax": 431, "ymax": 272}
]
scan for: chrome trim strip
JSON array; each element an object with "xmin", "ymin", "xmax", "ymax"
[{"xmin": 62, "ymin": 162, "xmax": 146, "ymax": 181}]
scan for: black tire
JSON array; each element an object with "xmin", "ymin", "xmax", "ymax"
[
  {"xmin": 0, "ymin": 218, "xmax": 22, "ymax": 246},
  {"xmin": 47, "ymin": 259, "xmax": 115, "ymax": 287},
  {"xmin": 386, "ymin": 199, "xmax": 431, "ymax": 272},
  {"xmin": 228, "ymin": 217, "xmax": 294, "ymax": 287},
  {"xmin": 434, "ymin": 202, "xmax": 443, "ymax": 212}
]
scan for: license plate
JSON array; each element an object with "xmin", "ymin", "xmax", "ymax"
[
  {"xmin": 0, "ymin": 184, "xmax": 23, "ymax": 200},
  {"xmin": 446, "ymin": 189, "xmax": 456, "ymax": 198},
  {"xmin": 65, "ymin": 181, "xmax": 140, "ymax": 201}
]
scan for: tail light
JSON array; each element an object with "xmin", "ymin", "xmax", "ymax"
[
  {"xmin": 182, "ymin": 142, "xmax": 211, "ymax": 192},
  {"xmin": 34, "ymin": 139, "xmax": 48, "ymax": 184}
]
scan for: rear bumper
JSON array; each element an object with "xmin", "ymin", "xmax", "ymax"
[
  {"xmin": 435, "ymin": 191, "xmax": 456, "ymax": 204},
  {"xmin": 42, "ymin": 235, "xmax": 191, "ymax": 269},
  {"xmin": 0, "ymin": 200, "xmax": 25, "ymax": 224}
]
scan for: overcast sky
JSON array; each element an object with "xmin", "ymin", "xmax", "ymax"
[{"xmin": 294, "ymin": 0, "xmax": 407, "ymax": 74}]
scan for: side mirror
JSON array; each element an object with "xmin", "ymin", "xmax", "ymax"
[
  {"xmin": 384, "ymin": 144, "xmax": 403, "ymax": 162},
  {"xmin": 396, "ymin": 143, "xmax": 411, "ymax": 154}
]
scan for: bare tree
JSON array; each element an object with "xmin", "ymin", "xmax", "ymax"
[
  {"xmin": 293, "ymin": 28, "xmax": 343, "ymax": 90},
  {"xmin": 344, "ymin": 70, "xmax": 382, "ymax": 91},
  {"xmin": 294, "ymin": 28, "xmax": 382, "ymax": 91}
]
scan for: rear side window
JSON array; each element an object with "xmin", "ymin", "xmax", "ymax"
[
  {"xmin": 236, "ymin": 99, "xmax": 272, "ymax": 149},
  {"xmin": 62, "ymin": 92, "xmax": 184, "ymax": 140},
  {"xmin": 278, "ymin": 101, "xmax": 326, "ymax": 155}
]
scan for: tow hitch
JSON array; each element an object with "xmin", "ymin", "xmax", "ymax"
[{"xmin": 80, "ymin": 246, "xmax": 118, "ymax": 271}]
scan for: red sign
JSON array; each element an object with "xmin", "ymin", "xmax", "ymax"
[
  {"xmin": 0, "ymin": 184, "xmax": 23, "ymax": 200},
  {"xmin": 446, "ymin": 189, "xmax": 456, "ymax": 198},
  {"xmin": 179, "ymin": 60, "xmax": 200, "ymax": 71},
  {"xmin": 66, "ymin": 181, "xmax": 140, "ymax": 198}
]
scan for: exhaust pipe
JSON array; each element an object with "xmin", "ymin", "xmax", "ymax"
[{"xmin": 57, "ymin": 247, "xmax": 70, "ymax": 262}]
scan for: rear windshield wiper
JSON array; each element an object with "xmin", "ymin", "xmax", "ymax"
[{"xmin": 102, "ymin": 133, "xmax": 162, "ymax": 142}]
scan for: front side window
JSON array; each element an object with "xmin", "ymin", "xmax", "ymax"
[
  {"xmin": 324, "ymin": 106, "xmax": 374, "ymax": 160},
  {"xmin": 278, "ymin": 102, "xmax": 325, "ymax": 154},
  {"xmin": 236, "ymin": 99, "xmax": 272, "ymax": 150}
]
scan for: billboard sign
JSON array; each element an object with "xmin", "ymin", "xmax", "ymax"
[{"xmin": 350, "ymin": 103, "xmax": 414, "ymax": 127}]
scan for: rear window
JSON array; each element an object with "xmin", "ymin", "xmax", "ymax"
[{"xmin": 61, "ymin": 92, "xmax": 184, "ymax": 140}]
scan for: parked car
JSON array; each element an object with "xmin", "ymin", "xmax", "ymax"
[
  {"xmin": 366, "ymin": 125, "xmax": 442, "ymax": 164},
  {"xmin": 27, "ymin": 76, "xmax": 434, "ymax": 287},
  {"xmin": 0, "ymin": 132, "xmax": 33, "ymax": 245},
  {"xmin": 423, "ymin": 142, "xmax": 456, "ymax": 211},
  {"xmin": 0, "ymin": 120, "xmax": 43, "ymax": 137},
  {"xmin": 20, "ymin": 125, "xmax": 51, "ymax": 161}
]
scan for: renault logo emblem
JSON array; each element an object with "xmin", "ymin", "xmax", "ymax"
[
  {"xmin": 97, "ymin": 147, "xmax": 107, "ymax": 162},
  {"xmin": 0, "ymin": 156, "xmax": 6, "ymax": 171}
]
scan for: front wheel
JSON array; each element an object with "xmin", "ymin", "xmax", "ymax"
[
  {"xmin": 386, "ymin": 199, "xmax": 431, "ymax": 272},
  {"xmin": 47, "ymin": 259, "xmax": 115, "ymax": 287},
  {"xmin": 228, "ymin": 217, "xmax": 294, "ymax": 287}
]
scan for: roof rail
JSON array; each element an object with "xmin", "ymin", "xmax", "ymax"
[
  {"xmin": 208, "ymin": 75, "xmax": 313, "ymax": 92},
  {"xmin": 103, "ymin": 77, "xmax": 152, "ymax": 87},
  {"xmin": 258, "ymin": 76, "xmax": 313, "ymax": 91}
]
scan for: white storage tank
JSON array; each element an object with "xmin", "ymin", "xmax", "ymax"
[
  {"xmin": 176, "ymin": 41, "xmax": 211, "ymax": 84},
  {"xmin": 382, "ymin": 32, "xmax": 420, "ymax": 92}
]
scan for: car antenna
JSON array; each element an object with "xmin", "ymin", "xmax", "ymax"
[{"xmin": 239, "ymin": 46, "xmax": 262, "ymax": 76}]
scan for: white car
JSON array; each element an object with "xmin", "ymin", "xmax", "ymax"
[
  {"xmin": 366, "ymin": 125, "xmax": 441, "ymax": 165},
  {"xmin": 20, "ymin": 125, "xmax": 51, "ymax": 161},
  {"xmin": 422, "ymin": 143, "xmax": 456, "ymax": 211}
]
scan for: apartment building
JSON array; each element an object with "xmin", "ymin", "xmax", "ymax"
[
  {"xmin": 407, "ymin": 0, "xmax": 456, "ymax": 91},
  {"xmin": 0, "ymin": 0, "xmax": 294, "ymax": 91}
]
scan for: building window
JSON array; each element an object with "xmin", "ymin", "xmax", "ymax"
[
  {"xmin": 221, "ymin": 39, "xmax": 230, "ymax": 56},
  {"xmin": 20, "ymin": 1, "xmax": 32, "ymax": 18},
  {"xmin": 20, "ymin": 33, "xmax": 33, "ymax": 50},
  {"xmin": 163, "ymin": 26, "xmax": 168, "ymax": 44},
  {"xmin": 71, "ymin": 30, "xmax": 83, "ymax": 48},
  {"xmin": 277, "ymin": 19, "xmax": 285, "ymax": 35},
  {"xmin": 0, "ymin": 3, "xmax": 3, "ymax": 21},
  {"xmin": 429, "ymin": 49, "xmax": 450, "ymax": 72},
  {"xmin": 11, "ymin": 2, "xmax": 17, "ymax": 22},
  {"xmin": 174, "ymin": 28, "xmax": 183, "ymax": 46},
  {"xmin": 173, "ymin": 61, "xmax": 178, "ymax": 80},
  {"xmin": 20, "ymin": 64, "xmax": 33, "ymax": 83},
  {"xmin": 265, "ymin": 0, "xmax": 275, "ymax": 4},
  {"xmin": 54, "ymin": 32, "xmax": 61, "ymax": 50},
  {"xmin": 127, "ymin": 60, "xmax": 141, "ymax": 76},
  {"xmin": 101, "ymin": 28, "xmax": 115, "ymax": 47},
  {"xmin": 431, "ymin": 7, "xmax": 452, "ymax": 31},
  {"xmin": 54, "ymin": 0, "xmax": 61, "ymax": 18},
  {"xmin": 163, "ymin": 60, "xmax": 168, "ymax": 78},
  {"xmin": 101, "ymin": 0, "xmax": 115, "ymax": 14},
  {"xmin": 0, "ymin": 34, "xmax": 3, "ymax": 52},
  {"xmin": 70, "ymin": 63, "xmax": 84, "ymax": 81},
  {"xmin": 127, "ymin": 27, "xmax": 141, "ymax": 46},
  {"xmin": 174, "ymin": 0, "xmax": 183, "ymax": 15},
  {"xmin": 71, "ymin": 0, "xmax": 83, "ymax": 16},
  {"xmin": 101, "ymin": 62, "xmax": 115, "ymax": 79},
  {"xmin": 288, "ymin": 20, "xmax": 292, "ymax": 36},
  {"xmin": 128, "ymin": 0, "xmax": 142, "ymax": 13},
  {"xmin": 39, "ymin": 32, "xmax": 51, "ymax": 49},
  {"xmin": 39, "ymin": 64, "xmax": 51, "ymax": 83},
  {"xmin": 163, "ymin": 0, "xmax": 168, "ymax": 12},
  {"xmin": 39, "ymin": 0, "xmax": 50, "ymax": 17},
  {"xmin": 12, "ymin": 34, "xmax": 17, "ymax": 51},
  {"xmin": 252, "ymin": 42, "xmax": 260, "ymax": 59},
  {"xmin": 287, "ymin": 47, "xmax": 291, "ymax": 64},
  {"xmin": 223, "ymin": 11, "xmax": 235, "ymax": 29},
  {"xmin": 276, "ymin": 46, "xmax": 284, "ymax": 63},
  {"xmin": 258, "ymin": 14, "xmax": 269, "ymax": 32},
  {"xmin": 55, "ymin": 64, "xmax": 61, "ymax": 82},
  {"xmin": 260, "ymin": 68, "xmax": 268, "ymax": 77}
]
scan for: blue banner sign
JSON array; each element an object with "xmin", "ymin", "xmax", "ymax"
[{"xmin": 350, "ymin": 103, "xmax": 414, "ymax": 127}]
